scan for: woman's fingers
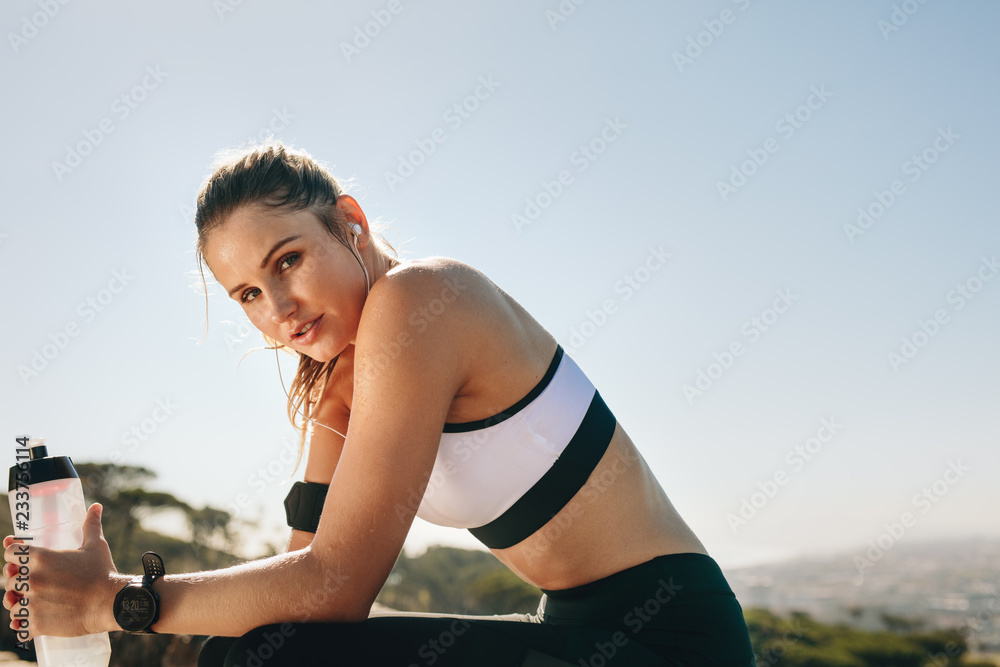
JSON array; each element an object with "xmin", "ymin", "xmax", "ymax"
[
  {"xmin": 3, "ymin": 540, "xmax": 28, "ymax": 566},
  {"xmin": 3, "ymin": 542, "xmax": 28, "ymax": 632},
  {"xmin": 4, "ymin": 589, "xmax": 22, "ymax": 610},
  {"xmin": 2, "ymin": 535, "xmax": 26, "ymax": 549}
]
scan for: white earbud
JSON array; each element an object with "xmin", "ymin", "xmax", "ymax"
[{"xmin": 345, "ymin": 222, "xmax": 370, "ymax": 295}]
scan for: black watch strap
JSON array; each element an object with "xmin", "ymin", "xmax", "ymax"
[
  {"xmin": 142, "ymin": 551, "xmax": 165, "ymax": 584},
  {"xmin": 284, "ymin": 481, "xmax": 329, "ymax": 533},
  {"xmin": 139, "ymin": 551, "xmax": 164, "ymax": 634},
  {"xmin": 115, "ymin": 551, "xmax": 164, "ymax": 635}
]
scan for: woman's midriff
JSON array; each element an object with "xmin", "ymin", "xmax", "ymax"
[{"xmin": 489, "ymin": 422, "xmax": 709, "ymax": 591}]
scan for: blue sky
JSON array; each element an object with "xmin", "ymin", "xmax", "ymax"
[{"xmin": 1, "ymin": 1, "xmax": 997, "ymax": 572}]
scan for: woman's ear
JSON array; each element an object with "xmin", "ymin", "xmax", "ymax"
[{"xmin": 334, "ymin": 195, "xmax": 370, "ymax": 245}]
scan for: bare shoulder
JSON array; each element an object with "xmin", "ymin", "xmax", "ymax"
[
  {"xmin": 375, "ymin": 256, "xmax": 491, "ymax": 301},
  {"xmin": 364, "ymin": 256, "xmax": 513, "ymax": 333},
  {"xmin": 351, "ymin": 257, "xmax": 482, "ymax": 386},
  {"xmin": 362, "ymin": 256, "xmax": 558, "ymax": 421}
]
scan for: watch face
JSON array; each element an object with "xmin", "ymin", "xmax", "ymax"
[{"xmin": 115, "ymin": 586, "xmax": 155, "ymax": 632}]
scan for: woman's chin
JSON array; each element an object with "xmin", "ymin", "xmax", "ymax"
[{"xmin": 296, "ymin": 343, "xmax": 342, "ymax": 364}]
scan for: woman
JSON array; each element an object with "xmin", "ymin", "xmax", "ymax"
[{"xmin": 4, "ymin": 142, "xmax": 757, "ymax": 666}]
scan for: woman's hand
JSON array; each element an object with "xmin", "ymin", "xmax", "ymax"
[{"xmin": 2, "ymin": 503, "xmax": 124, "ymax": 640}]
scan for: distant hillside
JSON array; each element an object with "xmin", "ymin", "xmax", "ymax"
[
  {"xmin": 746, "ymin": 608, "xmax": 997, "ymax": 667},
  {"xmin": 727, "ymin": 537, "xmax": 1000, "ymax": 653}
]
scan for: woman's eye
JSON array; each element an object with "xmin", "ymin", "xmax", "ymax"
[
  {"xmin": 279, "ymin": 252, "xmax": 300, "ymax": 271},
  {"xmin": 238, "ymin": 253, "xmax": 298, "ymax": 304}
]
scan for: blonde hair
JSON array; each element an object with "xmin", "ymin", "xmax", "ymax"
[{"xmin": 193, "ymin": 140, "xmax": 395, "ymax": 466}]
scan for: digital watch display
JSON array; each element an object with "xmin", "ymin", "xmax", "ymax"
[{"xmin": 113, "ymin": 552, "xmax": 165, "ymax": 634}]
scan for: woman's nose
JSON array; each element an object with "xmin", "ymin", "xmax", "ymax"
[{"xmin": 269, "ymin": 289, "xmax": 297, "ymax": 325}]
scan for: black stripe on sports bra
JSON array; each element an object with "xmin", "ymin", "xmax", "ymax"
[
  {"xmin": 468, "ymin": 390, "xmax": 617, "ymax": 550},
  {"xmin": 442, "ymin": 345, "xmax": 565, "ymax": 433}
]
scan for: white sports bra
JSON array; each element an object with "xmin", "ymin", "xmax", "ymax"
[{"xmin": 414, "ymin": 345, "xmax": 618, "ymax": 549}]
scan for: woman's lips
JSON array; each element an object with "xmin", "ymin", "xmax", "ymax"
[{"xmin": 292, "ymin": 315, "xmax": 322, "ymax": 345}]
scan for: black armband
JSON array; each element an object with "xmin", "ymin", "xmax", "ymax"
[{"xmin": 283, "ymin": 481, "xmax": 329, "ymax": 533}]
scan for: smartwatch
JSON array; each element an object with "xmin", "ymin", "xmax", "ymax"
[{"xmin": 113, "ymin": 551, "xmax": 165, "ymax": 634}]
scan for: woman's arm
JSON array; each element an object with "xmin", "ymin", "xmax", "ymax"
[
  {"xmin": 284, "ymin": 484, "xmax": 341, "ymax": 552},
  {"xmin": 285, "ymin": 529, "xmax": 314, "ymax": 553},
  {"xmin": 5, "ymin": 267, "xmax": 470, "ymax": 639}
]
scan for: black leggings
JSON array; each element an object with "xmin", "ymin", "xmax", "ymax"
[{"xmin": 197, "ymin": 552, "xmax": 757, "ymax": 666}]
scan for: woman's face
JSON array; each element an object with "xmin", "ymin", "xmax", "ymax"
[{"xmin": 203, "ymin": 203, "xmax": 368, "ymax": 363}]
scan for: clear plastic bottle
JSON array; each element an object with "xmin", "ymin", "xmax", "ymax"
[{"xmin": 8, "ymin": 437, "xmax": 112, "ymax": 667}]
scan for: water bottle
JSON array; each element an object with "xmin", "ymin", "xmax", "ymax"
[{"xmin": 8, "ymin": 437, "xmax": 112, "ymax": 667}]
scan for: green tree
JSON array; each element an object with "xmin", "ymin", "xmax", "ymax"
[
  {"xmin": 744, "ymin": 608, "xmax": 993, "ymax": 667},
  {"xmin": 465, "ymin": 568, "xmax": 543, "ymax": 614},
  {"xmin": 375, "ymin": 545, "xmax": 543, "ymax": 615}
]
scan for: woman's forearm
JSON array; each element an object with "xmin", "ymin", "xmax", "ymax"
[{"xmin": 99, "ymin": 547, "xmax": 362, "ymax": 637}]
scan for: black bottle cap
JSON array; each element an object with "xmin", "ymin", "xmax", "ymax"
[{"xmin": 8, "ymin": 438, "xmax": 79, "ymax": 492}]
